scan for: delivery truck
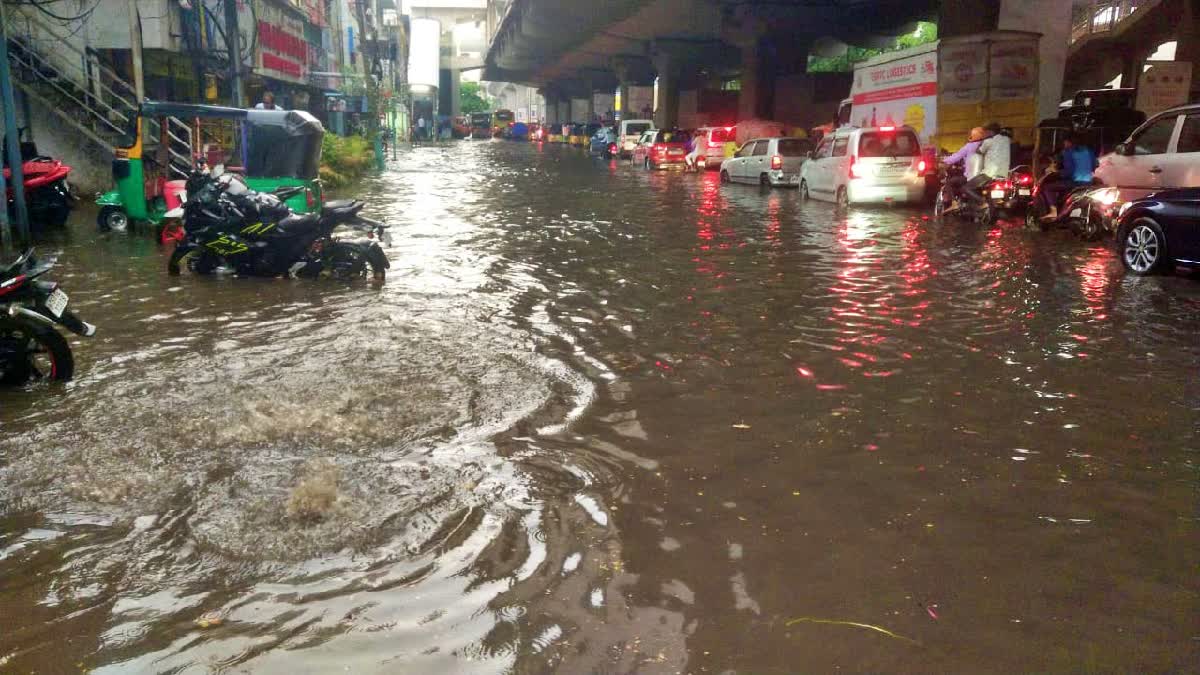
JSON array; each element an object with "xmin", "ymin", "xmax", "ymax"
[{"xmin": 844, "ymin": 31, "xmax": 1042, "ymax": 153}]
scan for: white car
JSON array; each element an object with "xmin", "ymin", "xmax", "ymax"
[
  {"xmin": 800, "ymin": 125, "xmax": 929, "ymax": 206},
  {"xmin": 1096, "ymin": 103, "xmax": 1200, "ymax": 200},
  {"xmin": 695, "ymin": 126, "xmax": 737, "ymax": 169},
  {"xmin": 617, "ymin": 119, "xmax": 654, "ymax": 158},
  {"xmin": 719, "ymin": 137, "xmax": 813, "ymax": 188}
]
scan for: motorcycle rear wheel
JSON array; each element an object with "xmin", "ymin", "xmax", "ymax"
[{"xmin": 0, "ymin": 322, "xmax": 73, "ymax": 384}]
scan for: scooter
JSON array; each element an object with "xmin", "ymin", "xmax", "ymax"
[
  {"xmin": 0, "ymin": 248, "xmax": 96, "ymax": 383},
  {"xmin": 1025, "ymin": 174, "xmax": 1120, "ymax": 241},
  {"xmin": 3, "ymin": 129, "xmax": 74, "ymax": 228}
]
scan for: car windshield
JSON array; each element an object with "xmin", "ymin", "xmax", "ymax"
[
  {"xmin": 778, "ymin": 138, "xmax": 813, "ymax": 157},
  {"xmin": 858, "ymin": 130, "xmax": 921, "ymax": 158},
  {"xmin": 625, "ymin": 123, "xmax": 651, "ymax": 135},
  {"xmin": 655, "ymin": 129, "xmax": 685, "ymax": 143},
  {"xmin": 710, "ymin": 128, "xmax": 733, "ymax": 143}
]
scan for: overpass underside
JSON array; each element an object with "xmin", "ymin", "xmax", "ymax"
[{"xmin": 486, "ymin": 0, "xmax": 949, "ymax": 129}]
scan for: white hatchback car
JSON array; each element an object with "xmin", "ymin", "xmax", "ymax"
[
  {"xmin": 1096, "ymin": 103, "xmax": 1200, "ymax": 200},
  {"xmin": 800, "ymin": 126, "xmax": 929, "ymax": 206},
  {"xmin": 719, "ymin": 137, "xmax": 813, "ymax": 188}
]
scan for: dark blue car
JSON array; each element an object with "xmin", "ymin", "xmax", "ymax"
[{"xmin": 1114, "ymin": 187, "xmax": 1200, "ymax": 275}]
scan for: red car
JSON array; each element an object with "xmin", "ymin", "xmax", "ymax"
[{"xmin": 632, "ymin": 129, "xmax": 689, "ymax": 170}]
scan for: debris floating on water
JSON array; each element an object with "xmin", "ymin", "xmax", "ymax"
[{"xmin": 786, "ymin": 617, "xmax": 919, "ymax": 645}]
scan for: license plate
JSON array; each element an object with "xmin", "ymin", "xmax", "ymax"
[
  {"xmin": 45, "ymin": 288, "xmax": 68, "ymax": 317},
  {"xmin": 1018, "ymin": 189, "xmax": 1031, "ymax": 196},
  {"xmin": 990, "ymin": 190, "xmax": 1006, "ymax": 199},
  {"xmin": 669, "ymin": 150, "xmax": 683, "ymax": 155}
]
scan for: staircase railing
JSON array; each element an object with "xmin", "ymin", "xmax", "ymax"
[{"xmin": 1070, "ymin": 0, "xmax": 1156, "ymax": 44}]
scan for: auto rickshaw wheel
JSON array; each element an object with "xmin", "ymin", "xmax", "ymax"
[{"xmin": 98, "ymin": 206, "xmax": 129, "ymax": 232}]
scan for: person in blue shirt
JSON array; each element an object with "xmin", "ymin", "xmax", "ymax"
[{"xmin": 1039, "ymin": 134, "xmax": 1099, "ymax": 220}]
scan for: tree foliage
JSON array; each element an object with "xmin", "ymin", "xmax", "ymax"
[
  {"xmin": 808, "ymin": 22, "xmax": 938, "ymax": 73},
  {"xmin": 460, "ymin": 82, "xmax": 490, "ymax": 114}
]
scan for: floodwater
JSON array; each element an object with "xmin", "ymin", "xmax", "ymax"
[{"xmin": 1, "ymin": 141, "xmax": 1197, "ymax": 673}]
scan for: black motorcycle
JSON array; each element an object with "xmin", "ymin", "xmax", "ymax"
[
  {"xmin": 0, "ymin": 249, "xmax": 95, "ymax": 383},
  {"xmin": 934, "ymin": 164, "xmax": 995, "ymax": 226},
  {"xmin": 168, "ymin": 171, "xmax": 391, "ymax": 280}
]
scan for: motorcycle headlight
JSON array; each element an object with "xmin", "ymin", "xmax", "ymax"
[{"xmin": 1093, "ymin": 187, "xmax": 1120, "ymax": 206}]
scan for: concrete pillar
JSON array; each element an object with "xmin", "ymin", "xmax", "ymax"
[
  {"xmin": 996, "ymin": 0, "xmax": 1074, "ymax": 122},
  {"xmin": 585, "ymin": 93, "xmax": 596, "ymax": 123},
  {"xmin": 1178, "ymin": 0, "xmax": 1200, "ymax": 99},
  {"xmin": 738, "ymin": 41, "xmax": 769, "ymax": 121},
  {"xmin": 448, "ymin": 70, "xmax": 461, "ymax": 118},
  {"xmin": 652, "ymin": 53, "xmax": 681, "ymax": 128},
  {"xmin": 939, "ymin": 0, "xmax": 1002, "ymax": 38}
]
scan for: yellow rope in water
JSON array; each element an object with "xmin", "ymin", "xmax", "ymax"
[{"xmin": 785, "ymin": 617, "xmax": 920, "ymax": 645}]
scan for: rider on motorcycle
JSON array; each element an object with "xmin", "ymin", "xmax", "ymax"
[
  {"xmin": 941, "ymin": 127, "xmax": 986, "ymax": 211},
  {"xmin": 963, "ymin": 122, "xmax": 1012, "ymax": 204}
]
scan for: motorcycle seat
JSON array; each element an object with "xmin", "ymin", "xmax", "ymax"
[
  {"xmin": 322, "ymin": 200, "xmax": 363, "ymax": 217},
  {"xmin": 278, "ymin": 213, "xmax": 322, "ymax": 233}
]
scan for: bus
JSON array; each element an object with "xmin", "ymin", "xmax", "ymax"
[
  {"xmin": 492, "ymin": 109, "xmax": 515, "ymax": 137},
  {"xmin": 470, "ymin": 112, "xmax": 492, "ymax": 139}
]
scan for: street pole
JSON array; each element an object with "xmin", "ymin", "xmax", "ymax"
[
  {"xmin": 127, "ymin": 0, "xmax": 145, "ymax": 102},
  {"xmin": 223, "ymin": 0, "xmax": 243, "ymax": 107},
  {"xmin": 0, "ymin": 0, "xmax": 29, "ymax": 242}
]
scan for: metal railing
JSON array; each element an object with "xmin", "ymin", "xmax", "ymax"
[
  {"xmin": 3, "ymin": 4, "xmax": 193, "ymax": 164},
  {"xmin": 1070, "ymin": 0, "xmax": 1154, "ymax": 44}
]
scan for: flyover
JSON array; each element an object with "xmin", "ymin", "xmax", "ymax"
[{"xmin": 483, "ymin": 0, "xmax": 1088, "ymax": 130}]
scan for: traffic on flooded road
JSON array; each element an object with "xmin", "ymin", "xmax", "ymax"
[{"xmin": 2, "ymin": 139, "xmax": 1198, "ymax": 673}]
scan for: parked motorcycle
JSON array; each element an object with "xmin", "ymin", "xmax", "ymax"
[
  {"xmin": 167, "ymin": 169, "xmax": 391, "ymax": 280},
  {"xmin": 0, "ymin": 249, "xmax": 96, "ymax": 383},
  {"xmin": 3, "ymin": 129, "xmax": 74, "ymax": 228},
  {"xmin": 934, "ymin": 164, "xmax": 995, "ymax": 225}
]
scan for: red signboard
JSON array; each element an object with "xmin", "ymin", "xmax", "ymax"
[
  {"xmin": 258, "ymin": 21, "xmax": 307, "ymax": 63},
  {"xmin": 262, "ymin": 53, "xmax": 302, "ymax": 78}
]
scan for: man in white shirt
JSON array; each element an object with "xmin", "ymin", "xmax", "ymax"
[
  {"xmin": 964, "ymin": 122, "xmax": 1012, "ymax": 204},
  {"xmin": 255, "ymin": 91, "xmax": 278, "ymax": 110}
]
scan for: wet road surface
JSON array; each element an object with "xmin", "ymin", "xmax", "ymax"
[{"xmin": 1, "ymin": 140, "xmax": 1198, "ymax": 673}]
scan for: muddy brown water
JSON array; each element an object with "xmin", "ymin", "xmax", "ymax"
[{"xmin": 1, "ymin": 141, "xmax": 1197, "ymax": 673}]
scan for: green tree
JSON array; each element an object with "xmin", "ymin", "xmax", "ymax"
[
  {"xmin": 461, "ymin": 82, "xmax": 490, "ymax": 114},
  {"xmin": 808, "ymin": 22, "xmax": 938, "ymax": 73}
]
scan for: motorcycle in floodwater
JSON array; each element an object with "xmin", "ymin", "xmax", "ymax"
[
  {"xmin": 167, "ymin": 169, "xmax": 391, "ymax": 280},
  {"xmin": 982, "ymin": 165, "xmax": 1035, "ymax": 219},
  {"xmin": 0, "ymin": 249, "xmax": 96, "ymax": 383},
  {"xmin": 934, "ymin": 164, "xmax": 995, "ymax": 225},
  {"xmin": 1025, "ymin": 177, "xmax": 1121, "ymax": 241}
]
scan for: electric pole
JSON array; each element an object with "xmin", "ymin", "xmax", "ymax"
[{"xmin": 224, "ymin": 0, "xmax": 243, "ymax": 106}]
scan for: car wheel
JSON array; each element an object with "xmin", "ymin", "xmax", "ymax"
[
  {"xmin": 835, "ymin": 186, "xmax": 849, "ymax": 209},
  {"xmin": 720, "ymin": 170, "xmax": 730, "ymax": 184},
  {"xmin": 1121, "ymin": 218, "xmax": 1168, "ymax": 275},
  {"xmin": 800, "ymin": 180, "xmax": 809, "ymax": 200}
]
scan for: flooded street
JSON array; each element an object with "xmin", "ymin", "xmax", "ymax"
[{"xmin": 2, "ymin": 140, "xmax": 1198, "ymax": 672}]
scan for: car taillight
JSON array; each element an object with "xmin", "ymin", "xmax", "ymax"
[
  {"xmin": 849, "ymin": 155, "xmax": 862, "ymax": 179},
  {"xmin": 305, "ymin": 188, "xmax": 315, "ymax": 210},
  {"xmin": 770, "ymin": 155, "xmax": 782, "ymax": 170},
  {"xmin": 916, "ymin": 159, "xmax": 927, "ymax": 176}
]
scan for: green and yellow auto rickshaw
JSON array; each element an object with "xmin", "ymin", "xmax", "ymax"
[{"xmin": 96, "ymin": 101, "xmax": 325, "ymax": 232}]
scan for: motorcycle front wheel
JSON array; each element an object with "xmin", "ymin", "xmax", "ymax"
[{"xmin": 0, "ymin": 321, "xmax": 73, "ymax": 383}]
